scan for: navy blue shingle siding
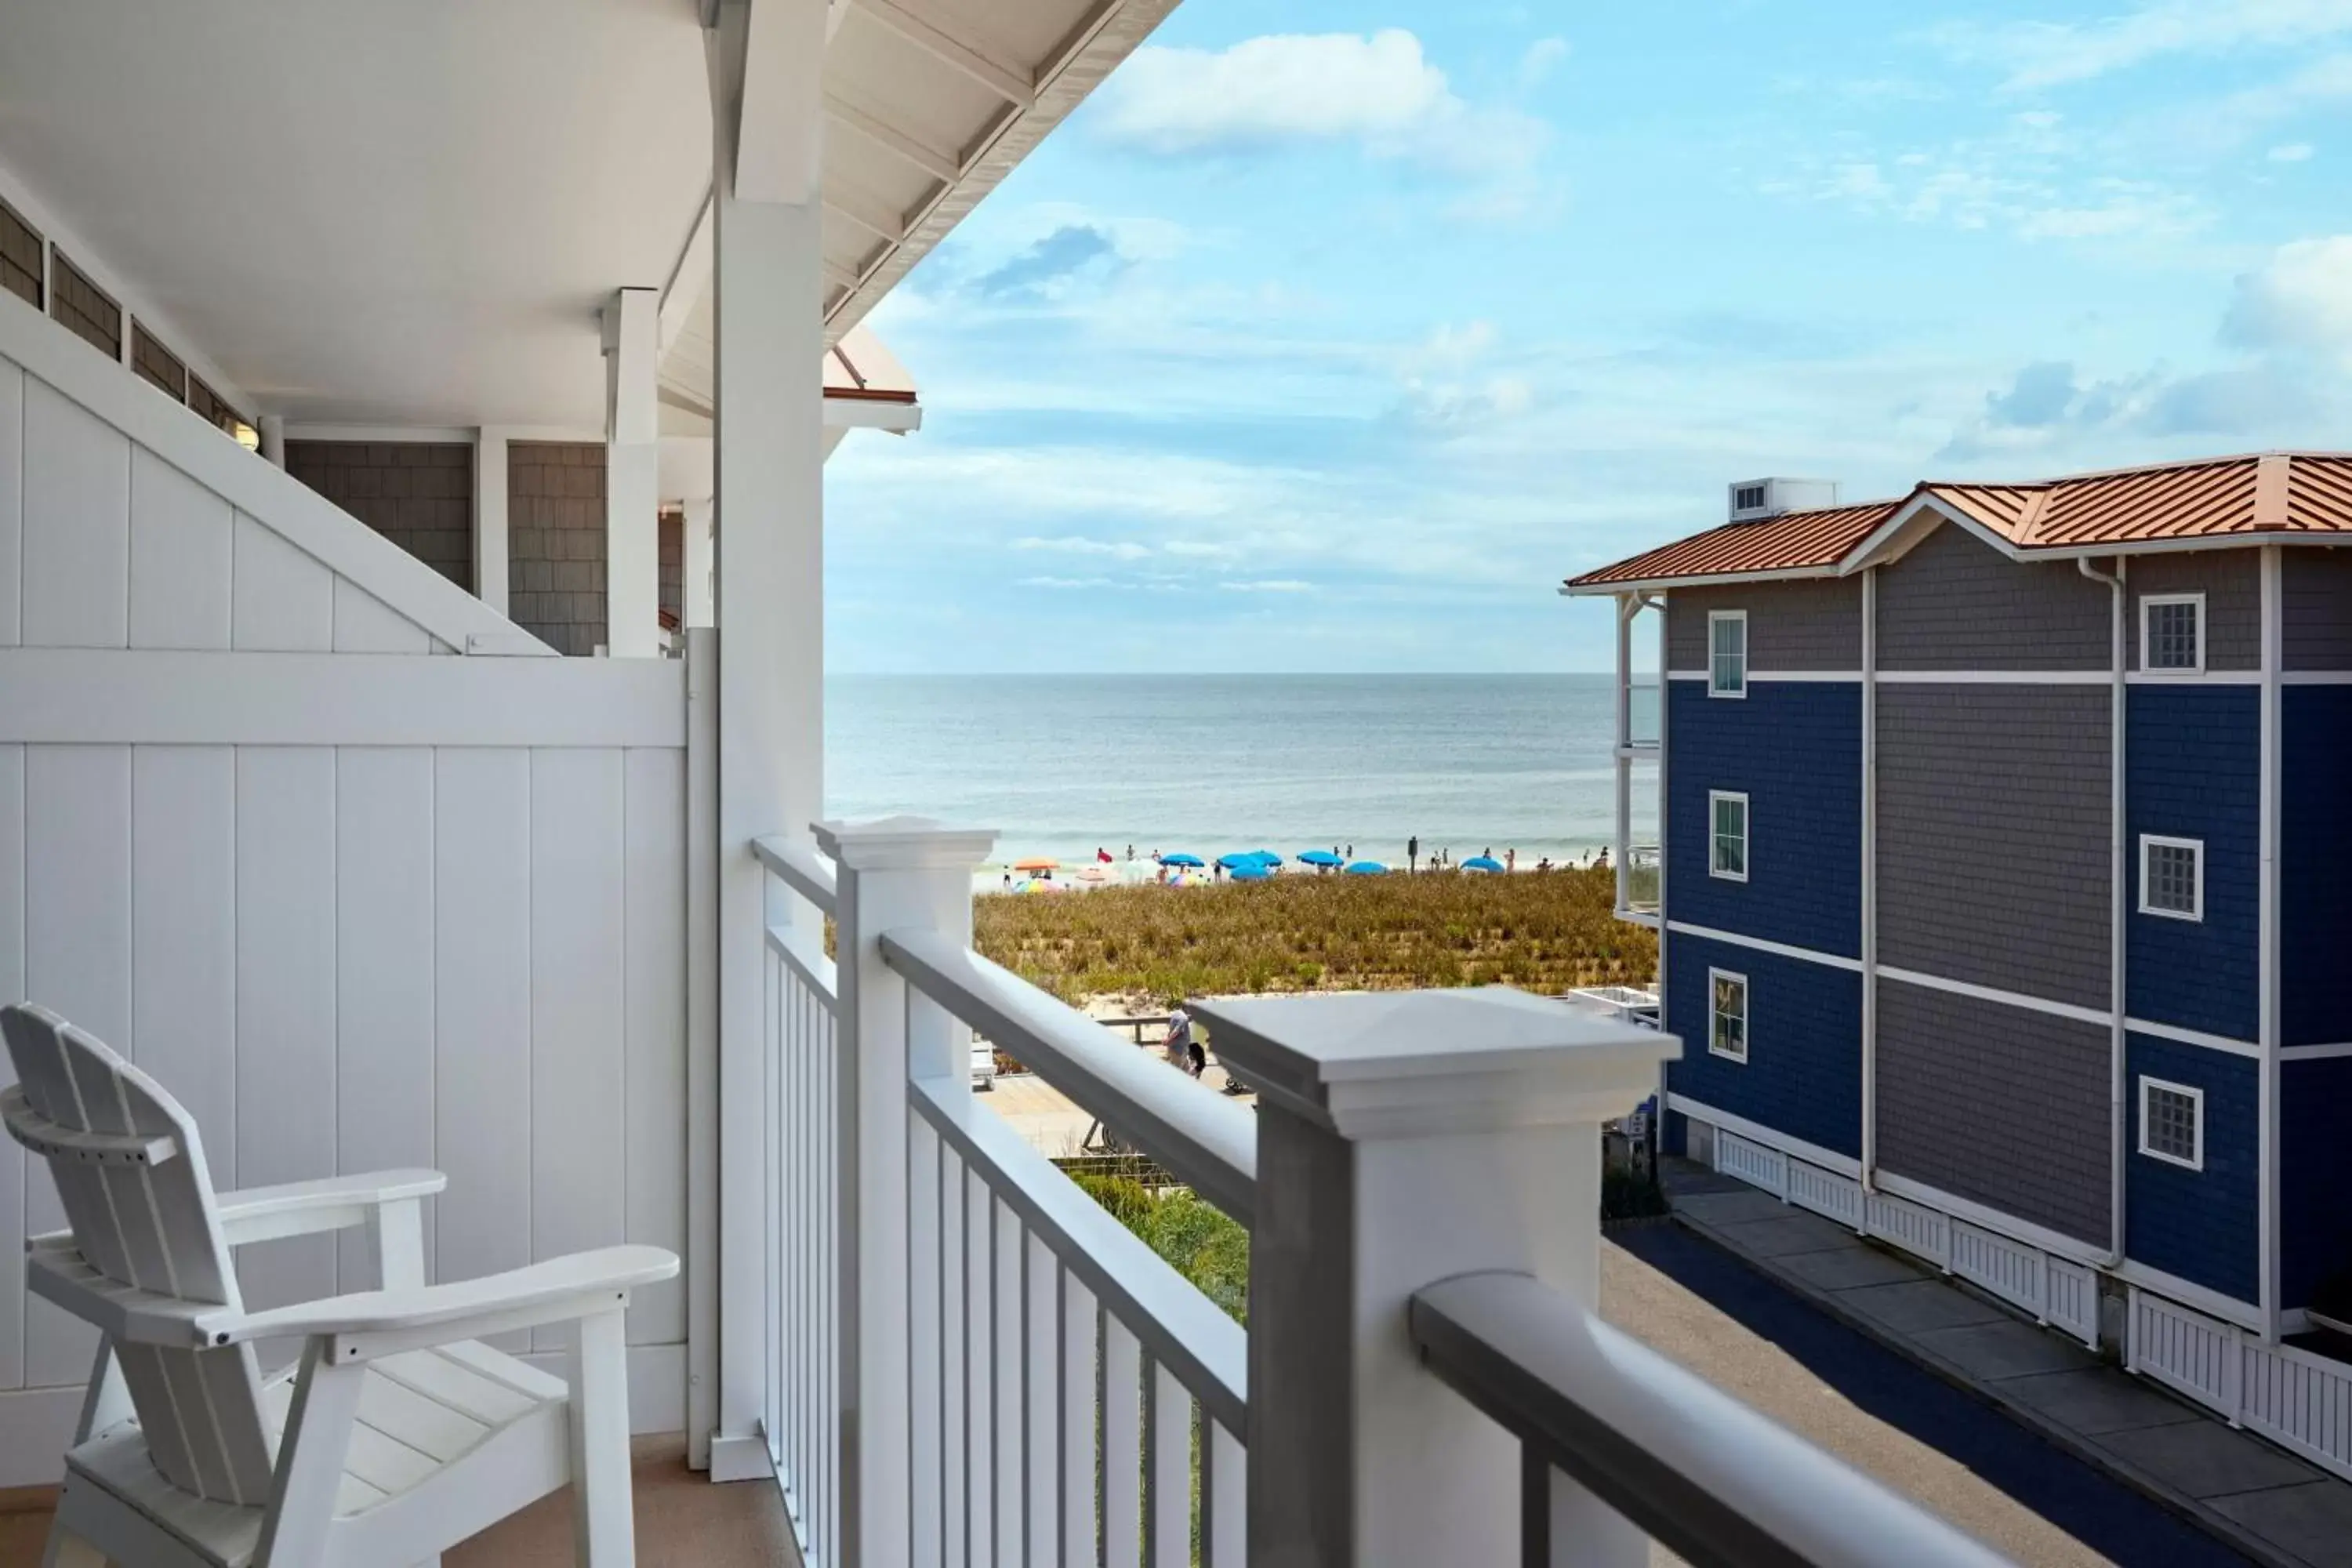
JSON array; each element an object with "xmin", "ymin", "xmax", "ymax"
[
  {"xmin": 1665, "ymin": 930, "xmax": 1860, "ymax": 1159},
  {"xmin": 2126, "ymin": 685, "xmax": 2258, "ymax": 1043},
  {"xmin": 2281, "ymin": 1055, "xmax": 2352, "ymax": 1311},
  {"xmin": 2283, "ymin": 686, "xmax": 2352, "ymax": 1047},
  {"xmin": 2125, "ymin": 1033, "xmax": 2257, "ymax": 1305}
]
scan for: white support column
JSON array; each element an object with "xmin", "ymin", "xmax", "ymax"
[
  {"xmin": 604, "ymin": 286, "xmax": 662, "ymax": 658},
  {"xmin": 257, "ymin": 413, "xmax": 286, "ymax": 468},
  {"xmin": 474, "ymin": 427, "xmax": 513, "ymax": 616},
  {"xmin": 684, "ymin": 495, "xmax": 716, "ymax": 628},
  {"xmin": 1199, "ymin": 988, "xmax": 1678, "ymax": 1566},
  {"xmin": 817, "ymin": 816, "xmax": 996, "ymax": 1568},
  {"xmin": 709, "ymin": 0, "xmax": 829, "ymax": 1484}
]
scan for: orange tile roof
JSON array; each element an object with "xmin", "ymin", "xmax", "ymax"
[{"xmin": 1566, "ymin": 452, "xmax": 2352, "ymax": 590}]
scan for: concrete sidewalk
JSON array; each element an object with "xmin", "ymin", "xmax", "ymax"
[{"xmin": 1664, "ymin": 1160, "xmax": 2352, "ymax": 1568}]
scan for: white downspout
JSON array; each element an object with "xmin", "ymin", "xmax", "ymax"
[
  {"xmin": 1860, "ymin": 567, "xmax": 1878, "ymax": 1196},
  {"xmin": 2080, "ymin": 555, "xmax": 2127, "ymax": 1266}
]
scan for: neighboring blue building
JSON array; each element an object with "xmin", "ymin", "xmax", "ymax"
[{"xmin": 1566, "ymin": 455, "xmax": 2352, "ymax": 1363}]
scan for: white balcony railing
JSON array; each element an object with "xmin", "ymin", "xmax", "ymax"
[{"xmin": 758, "ymin": 817, "xmax": 2020, "ymax": 1567}]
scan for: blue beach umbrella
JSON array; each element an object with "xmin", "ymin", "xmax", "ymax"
[
  {"xmin": 1463, "ymin": 855, "xmax": 1504, "ymax": 873},
  {"xmin": 1214, "ymin": 851, "xmax": 1257, "ymax": 869},
  {"xmin": 1345, "ymin": 861, "xmax": 1388, "ymax": 875},
  {"xmin": 1159, "ymin": 853, "xmax": 1205, "ymax": 868},
  {"xmin": 1246, "ymin": 850, "xmax": 1282, "ymax": 866},
  {"xmin": 1229, "ymin": 863, "xmax": 1272, "ymax": 881},
  {"xmin": 1298, "ymin": 850, "xmax": 1343, "ymax": 867}
]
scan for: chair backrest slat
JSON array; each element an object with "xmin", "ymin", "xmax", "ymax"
[{"xmin": 0, "ymin": 1004, "xmax": 276, "ymax": 1503}]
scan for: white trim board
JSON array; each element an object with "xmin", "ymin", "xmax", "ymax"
[
  {"xmin": 2279, "ymin": 671, "xmax": 2352, "ymax": 684},
  {"xmin": 2127, "ymin": 1018, "xmax": 2260, "ymax": 1058},
  {"xmin": 1669, "ymin": 669, "xmax": 1861, "ymax": 682},
  {"xmin": 1664, "ymin": 1094, "xmax": 1860, "ymax": 1178},
  {"xmin": 2281, "ymin": 1043, "xmax": 2352, "ymax": 1062},
  {"xmin": 1878, "ymin": 965, "xmax": 2107, "ymax": 1027},
  {"xmin": 0, "ymin": 648, "xmax": 688, "ymax": 748},
  {"xmin": 2114, "ymin": 1260, "xmax": 2266, "ymax": 1333},
  {"xmin": 282, "ymin": 424, "xmax": 480, "ymax": 445},
  {"xmin": 1874, "ymin": 669, "xmax": 2111, "ymax": 684},
  {"xmin": 1665, "ymin": 921, "xmax": 1861, "ymax": 972}
]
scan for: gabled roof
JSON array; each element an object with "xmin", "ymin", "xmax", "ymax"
[{"xmin": 1564, "ymin": 452, "xmax": 2352, "ymax": 593}]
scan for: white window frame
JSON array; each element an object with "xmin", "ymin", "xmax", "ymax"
[
  {"xmin": 1708, "ymin": 609, "xmax": 1748, "ymax": 698},
  {"xmin": 1708, "ymin": 967, "xmax": 1749, "ymax": 1063},
  {"xmin": 2139, "ymin": 592, "xmax": 2205, "ymax": 676},
  {"xmin": 1708, "ymin": 790, "xmax": 1749, "ymax": 883},
  {"xmin": 2137, "ymin": 1076, "xmax": 2205, "ymax": 1171},
  {"xmin": 2138, "ymin": 833, "xmax": 2204, "ymax": 922}
]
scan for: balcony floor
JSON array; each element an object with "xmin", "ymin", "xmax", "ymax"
[{"xmin": 0, "ymin": 1435, "xmax": 801, "ymax": 1567}]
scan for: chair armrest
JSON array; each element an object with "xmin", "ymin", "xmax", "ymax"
[
  {"xmin": 215, "ymin": 1169, "xmax": 447, "ymax": 1247},
  {"xmin": 196, "ymin": 1245, "xmax": 680, "ymax": 1359}
]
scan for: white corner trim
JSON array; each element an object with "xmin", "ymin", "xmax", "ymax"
[
  {"xmin": 1666, "ymin": 921, "xmax": 1861, "ymax": 972},
  {"xmin": 2125, "ymin": 1018, "xmax": 2260, "ymax": 1058},
  {"xmin": 1664, "ymin": 1094, "xmax": 1861, "ymax": 1178},
  {"xmin": 1876, "ymin": 965, "xmax": 2110, "ymax": 1028}
]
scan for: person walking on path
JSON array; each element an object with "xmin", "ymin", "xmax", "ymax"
[{"xmin": 1162, "ymin": 1005, "xmax": 1195, "ymax": 1075}]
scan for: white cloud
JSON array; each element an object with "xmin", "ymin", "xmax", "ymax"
[
  {"xmin": 1519, "ymin": 36, "xmax": 1570, "ymax": 89},
  {"xmin": 1018, "ymin": 576, "xmax": 1114, "ymax": 590},
  {"xmin": 2225, "ymin": 235, "xmax": 2352, "ymax": 361},
  {"xmin": 2270, "ymin": 142, "xmax": 2318, "ymax": 161},
  {"xmin": 1932, "ymin": 0, "xmax": 2352, "ymax": 90},
  {"xmin": 1223, "ymin": 579, "xmax": 1316, "ymax": 593},
  {"xmin": 1091, "ymin": 29, "xmax": 1550, "ymax": 206},
  {"xmin": 1011, "ymin": 534, "xmax": 1152, "ymax": 559}
]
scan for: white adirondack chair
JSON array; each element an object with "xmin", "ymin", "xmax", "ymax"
[{"xmin": 0, "ymin": 1003, "xmax": 679, "ymax": 1567}]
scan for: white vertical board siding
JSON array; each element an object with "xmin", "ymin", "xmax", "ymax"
[
  {"xmin": 130, "ymin": 746, "xmax": 238, "ymax": 1169},
  {"xmin": 624, "ymin": 747, "xmax": 688, "ymax": 1345},
  {"xmin": 0, "ymin": 360, "xmax": 22, "ymax": 648},
  {"xmin": 234, "ymin": 747, "xmax": 340, "ymax": 1335},
  {"xmin": 334, "ymin": 578, "xmax": 436, "ymax": 655},
  {"xmin": 0, "ymin": 744, "xmax": 23, "ymax": 1385},
  {"xmin": 21, "ymin": 380, "xmax": 129, "ymax": 649},
  {"xmin": 336, "ymin": 747, "xmax": 437, "ymax": 1289},
  {"xmin": 230, "ymin": 512, "xmax": 334, "ymax": 652},
  {"xmin": 529, "ymin": 750, "xmax": 629, "ymax": 1349},
  {"xmin": 128, "ymin": 449, "xmax": 232, "ymax": 650},
  {"xmin": 21, "ymin": 744, "xmax": 129, "ymax": 1384},
  {"xmin": 434, "ymin": 748, "xmax": 535, "ymax": 1351}
]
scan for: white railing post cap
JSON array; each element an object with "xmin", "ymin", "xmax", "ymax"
[
  {"xmin": 812, "ymin": 815, "xmax": 1000, "ymax": 871},
  {"xmin": 1190, "ymin": 986, "xmax": 1681, "ymax": 1140}
]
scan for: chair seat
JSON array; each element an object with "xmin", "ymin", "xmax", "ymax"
[{"xmin": 65, "ymin": 1341, "xmax": 568, "ymax": 1567}]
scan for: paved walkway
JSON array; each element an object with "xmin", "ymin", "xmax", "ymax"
[{"xmin": 1665, "ymin": 1160, "xmax": 2352, "ymax": 1568}]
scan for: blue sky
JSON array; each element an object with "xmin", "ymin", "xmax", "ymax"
[{"xmin": 827, "ymin": 0, "xmax": 2352, "ymax": 673}]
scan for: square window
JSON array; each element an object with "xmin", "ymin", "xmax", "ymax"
[
  {"xmin": 2140, "ymin": 836, "xmax": 2202, "ymax": 921},
  {"xmin": 1708, "ymin": 611, "xmax": 1747, "ymax": 697},
  {"xmin": 2139, "ymin": 1077, "xmax": 2202, "ymax": 1171},
  {"xmin": 2141, "ymin": 595, "xmax": 2203, "ymax": 673},
  {"xmin": 1710, "ymin": 969, "xmax": 1748, "ymax": 1062},
  {"xmin": 1710, "ymin": 791, "xmax": 1748, "ymax": 881}
]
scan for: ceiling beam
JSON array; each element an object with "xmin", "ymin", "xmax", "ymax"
[
  {"xmin": 824, "ymin": 89, "xmax": 962, "ymax": 183},
  {"xmin": 822, "ymin": 256, "xmax": 863, "ymax": 292},
  {"xmin": 824, "ymin": 184, "xmax": 910, "ymax": 245},
  {"xmin": 851, "ymin": 0, "xmax": 1036, "ymax": 110}
]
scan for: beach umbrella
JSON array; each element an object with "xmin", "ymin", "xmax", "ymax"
[
  {"xmin": 1463, "ymin": 855, "xmax": 1504, "ymax": 873},
  {"xmin": 1229, "ymin": 863, "xmax": 1272, "ymax": 881},
  {"xmin": 1298, "ymin": 850, "xmax": 1343, "ymax": 867},
  {"xmin": 1159, "ymin": 853, "xmax": 1205, "ymax": 868},
  {"xmin": 1012, "ymin": 857, "xmax": 1059, "ymax": 872},
  {"xmin": 1214, "ymin": 851, "xmax": 1259, "ymax": 869},
  {"xmin": 1345, "ymin": 861, "xmax": 1387, "ymax": 875}
]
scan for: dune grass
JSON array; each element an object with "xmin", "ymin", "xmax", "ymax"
[{"xmin": 974, "ymin": 865, "xmax": 1657, "ymax": 1006}]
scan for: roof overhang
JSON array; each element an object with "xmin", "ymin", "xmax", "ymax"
[{"xmin": 1557, "ymin": 566, "xmax": 1840, "ymax": 597}]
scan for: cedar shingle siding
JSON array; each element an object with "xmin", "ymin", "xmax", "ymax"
[
  {"xmin": 1664, "ymin": 576, "xmax": 1863, "ymax": 671},
  {"xmin": 0, "ymin": 198, "xmax": 41, "ymax": 309},
  {"xmin": 508, "ymin": 441, "xmax": 607, "ymax": 656},
  {"xmin": 49, "ymin": 251, "xmax": 121, "ymax": 359},
  {"xmin": 2284, "ymin": 548, "xmax": 2352, "ymax": 670},
  {"xmin": 1876, "ymin": 523, "xmax": 2111, "ymax": 670},
  {"xmin": 2127, "ymin": 550, "xmax": 2258, "ymax": 670},
  {"xmin": 286, "ymin": 441, "xmax": 474, "ymax": 593}
]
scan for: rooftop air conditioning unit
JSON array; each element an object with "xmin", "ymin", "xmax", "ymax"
[{"xmin": 1728, "ymin": 477, "xmax": 1840, "ymax": 522}]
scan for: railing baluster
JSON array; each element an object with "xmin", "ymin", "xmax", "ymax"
[
  {"xmin": 1205, "ymin": 1418, "xmax": 1244, "ymax": 1567},
  {"xmin": 1025, "ymin": 1231, "xmax": 1057, "ymax": 1567},
  {"xmin": 1143, "ymin": 1360, "xmax": 1188, "ymax": 1568},
  {"xmin": 764, "ymin": 947, "xmax": 781, "ymax": 1476},
  {"xmin": 995, "ymin": 1199, "xmax": 1024, "ymax": 1567},
  {"xmin": 940, "ymin": 1143, "xmax": 968, "ymax": 1568},
  {"xmin": 1102, "ymin": 1316, "xmax": 1142, "ymax": 1568},
  {"xmin": 966, "ymin": 1165, "xmax": 994, "ymax": 1563},
  {"xmin": 822, "ymin": 986, "xmax": 840, "ymax": 1560},
  {"xmin": 1062, "ymin": 1272, "xmax": 1098, "ymax": 1568},
  {"xmin": 910, "ymin": 1106, "xmax": 943, "ymax": 1568}
]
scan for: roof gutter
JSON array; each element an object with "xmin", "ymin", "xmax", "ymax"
[{"xmin": 2078, "ymin": 554, "xmax": 2127, "ymax": 1270}]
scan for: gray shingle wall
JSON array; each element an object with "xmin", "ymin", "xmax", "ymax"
[
  {"xmin": 2127, "ymin": 549, "xmax": 2258, "ymax": 670},
  {"xmin": 285, "ymin": 441, "xmax": 474, "ymax": 593},
  {"xmin": 508, "ymin": 441, "xmax": 607, "ymax": 657},
  {"xmin": 1664, "ymin": 577, "xmax": 1862, "ymax": 671},
  {"xmin": 1878, "ymin": 978, "xmax": 2112, "ymax": 1244},
  {"xmin": 1877, "ymin": 684, "xmax": 2112, "ymax": 1008},
  {"xmin": 1876, "ymin": 523, "xmax": 2111, "ymax": 670},
  {"xmin": 49, "ymin": 251, "xmax": 119, "ymax": 360},
  {"xmin": 2285, "ymin": 547, "xmax": 2352, "ymax": 670}
]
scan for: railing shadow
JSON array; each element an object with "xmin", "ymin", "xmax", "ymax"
[{"xmin": 1606, "ymin": 1224, "xmax": 2251, "ymax": 1566}]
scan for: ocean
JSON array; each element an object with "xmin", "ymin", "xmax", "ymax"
[{"xmin": 826, "ymin": 674, "xmax": 1660, "ymax": 870}]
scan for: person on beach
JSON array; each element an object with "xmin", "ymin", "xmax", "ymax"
[
  {"xmin": 1506, "ymin": 848, "xmax": 1515, "ymax": 872},
  {"xmin": 1163, "ymin": 1006, "xmax": 1194, "ymax": 1073},
  {"xmin": 1407, "ymin": 835, "xmax": 1419, "ymax": 873},
  {"xmin": 1345, "ymin": 844, "xmax": 1352, "ymax": 860}
]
